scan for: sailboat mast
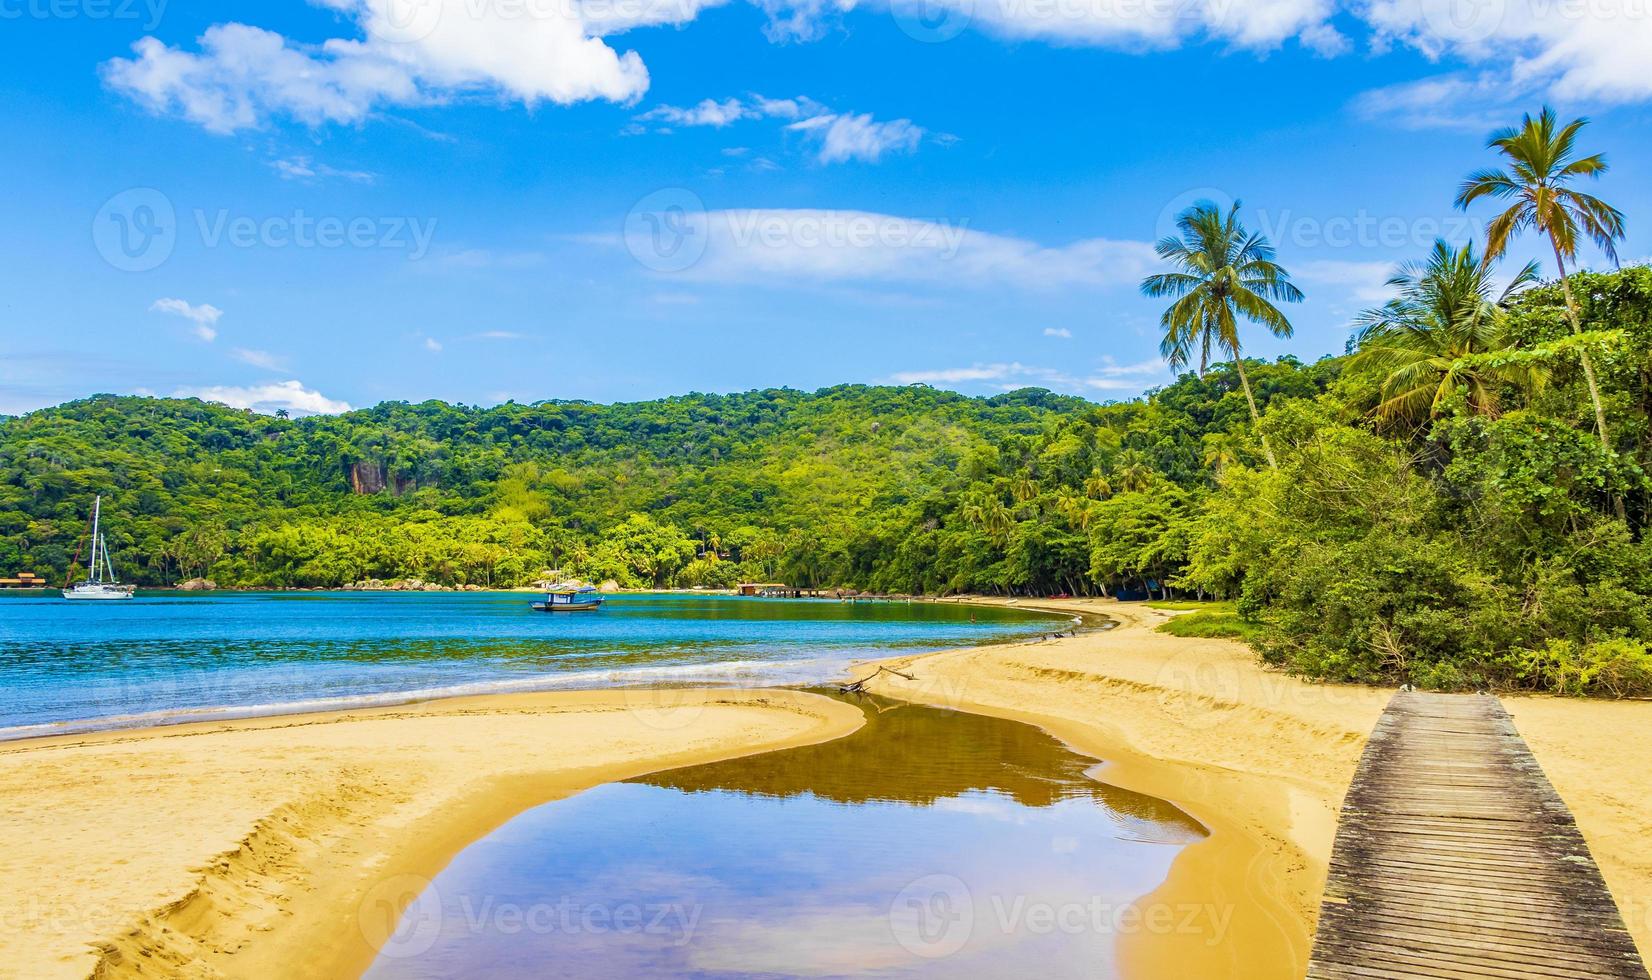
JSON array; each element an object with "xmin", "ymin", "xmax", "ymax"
[{"xmin": 88, "ymin": 495, "xmax": 102, "ymax": 582}]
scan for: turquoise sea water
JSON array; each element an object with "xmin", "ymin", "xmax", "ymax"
[{"xmin": 0, "ymin": 592, "xmax": 1063, "ymax": 738}]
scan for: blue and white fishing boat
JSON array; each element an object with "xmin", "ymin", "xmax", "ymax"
[{"xmin": 530, "ymin": 584, "xmax": 605, "ymax": 612}]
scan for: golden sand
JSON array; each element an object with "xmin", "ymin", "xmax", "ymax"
[{"xmin": 0, "ymin": 688, "xmax": 862, "ymax": 979}]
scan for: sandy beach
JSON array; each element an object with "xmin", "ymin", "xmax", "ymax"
[
  {"xmin": 3, "ymin": 601, "xmax": 1648, "ymax": 980},
  {"xmin": 0, "ymin": 688, "xmax": 863, "ymax": 979},
  {"xmin": 860, "ymin": 598, "xmax": 1652, "ymax": 977}
]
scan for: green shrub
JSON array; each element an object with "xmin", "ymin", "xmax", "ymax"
[{"xmin": 1517, "ymin": 638, "xmax": 1652, "ymax": 698}]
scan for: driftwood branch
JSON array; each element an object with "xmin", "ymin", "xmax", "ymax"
[{"xmin": 839, "ymin": 665, "xmax": 917, "ymax": 694}]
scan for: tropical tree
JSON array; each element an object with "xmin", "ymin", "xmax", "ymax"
[
  {"xmin": 1349, "ymin": 239, "xmax": 1543, "ymax": 423},
  {"xmin": 1456, "ymin": 107, "xmax": 1626, "ymax": 449},
  {"xmin": 1142, "ymin": 201, "xmax": 1304, "ymax": 469}
]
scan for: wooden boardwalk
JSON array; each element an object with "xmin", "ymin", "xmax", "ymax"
[{"xmin": 1308, "ymin": 691, "xmax": 1648, "ymax": 980}]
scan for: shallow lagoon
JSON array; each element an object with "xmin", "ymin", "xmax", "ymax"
[{"xmin": 366, "ymin": 693, "xmax": 1205, "ymax": 979}]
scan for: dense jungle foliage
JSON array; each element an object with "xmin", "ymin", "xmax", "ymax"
[{"xmin": 5, "ymin": 267, "xmax": 1651, "ymax": 695}]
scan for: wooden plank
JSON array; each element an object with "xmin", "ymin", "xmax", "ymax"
[{"xmin": 1306, "ymin": 691, "xmax": 1649, "ymax": 979}]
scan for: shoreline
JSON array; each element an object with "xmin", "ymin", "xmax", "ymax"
[{"xmin": 0, "ymin": 688, "xmax": 863, "ymax": 979}]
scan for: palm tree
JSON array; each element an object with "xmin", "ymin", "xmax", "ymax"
[
  {"xmin": 1455, "ymin": 107, "xmax": 1626, "ymax": 449},
  {"xmin": 1200, "ymin": 430, "xmax": 1247, "ymax": 474},
  {"xmin": 1350, "ymin": 239, "xmax": 1543, "ymax": 423},
  {"xmin": 1142, "ymin": 201, "xmax": 1303, "ymax": 469},
  {"xmin": 1112, "ymin": 449, "xmax": 1155, "ymax": 493},
  {"xmin": 1082, "ymin": 467, "xmax": 1112, "ymax": 500}
]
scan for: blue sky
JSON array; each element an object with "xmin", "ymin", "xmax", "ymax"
[{"xmin": 2, "ymin": 0, "xmax": 1650, "ymax": 415}]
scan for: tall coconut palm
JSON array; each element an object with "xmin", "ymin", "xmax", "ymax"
[
  {"xmin": 1142, "ymin": 201, "xmax": 1303, "ymax": 469},
  {"xmin": 1350, "ymin": 239, "xmax": 1543, "ymax": 423},
  {"xmin": 1455, "ymin": 107, "xmax": 1626, "ymax": 449}
]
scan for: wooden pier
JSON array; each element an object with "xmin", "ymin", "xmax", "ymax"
[{"xmin": 1308, "ymin": 690, "xmax": 1648, "ymax": 980}]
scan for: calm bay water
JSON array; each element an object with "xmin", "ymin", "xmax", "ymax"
[
  {"xmin": 365, "ymin": 693, "xmax": 1207, "ymax": 979},
  {"xmin": 0, "ymin": 592, "xmax": 1062, "ymax": 737}
]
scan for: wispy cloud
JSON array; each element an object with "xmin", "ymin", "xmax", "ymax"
[
  {"xmin": 639, "ymin": 209, "xmax": 1157, "ymax": 291},
  {"xmin": 1043, "ymin": 327, "xmax": 1072, "ymax": 338},
  {"xmin": 270, "ymin": 155, "xmax": 377, "ymax": 184},
  {"xmin": 231, "ymin": 348, "xmax": 285, "ymax": 370},
  {"xmin": 787, "ymin": 112, "xmax": 923, "ymax": 164},
  {"xmin": 150, "ymin": 298, "xmax": 222, "ymax": 341}
]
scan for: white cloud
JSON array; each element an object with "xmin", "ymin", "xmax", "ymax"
[
  {"xmin": 271, "ymin": 155, "xmax": 377, "ymax": 183},
  {"xmin": 472, "ymin": 330, "xmax": 527, "ymax": 339},
  {"xmin": 1293, "ymin": 259, "xmax": 1395, "ymax": 303},
  {"xmin": 423, "ymin": 336, "xmax": 443, "ymax": 352},
  {"xmin": 150, "ymin": 297, "xmax": 223, "ymax": 341},
  {"xmin": 1356, "ymin": 0, "xmax": 1652, "ymax": 122},
  {"xmin": 174, "ymin": 379, "xmax": 352, "ymax": 415},
  {"xmin": 787, "ymin": 112, "xmax": 923, "ymax": 164},
  {"xmin": 102, "ymin": 1, "xmax": 652, "ymax": 134},
  {"xmin": 661, "ymin": 209, "xmax": 1157, "ymax": 290},
  {"xmin": 232, "ymin": 348, "xmax": 285, "ymax": 370},
  {"xmin": 1043, "ymin": 327, "xmax": 1073, "ymax": 338}
]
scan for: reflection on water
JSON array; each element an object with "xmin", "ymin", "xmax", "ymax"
[
  {"xmin": 366, "ymin": 694, "xmax": 1205, "ymax": 979},
  {"xmin": 0, "ymin": 593, "xmax": 1059, "ymax": 733}
]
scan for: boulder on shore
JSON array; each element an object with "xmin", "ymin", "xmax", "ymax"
[
  {"xmin": 178, "ymin": 578, "xmax": 217, "ymax": 591},
  {"xmin": 598, "ymin": 579, "xmax": 621, "ymax": 593}
]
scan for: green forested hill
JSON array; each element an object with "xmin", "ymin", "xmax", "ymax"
[{"xmin": 6, "ymin": 268, "xmax": 1652, "ymax": 695}]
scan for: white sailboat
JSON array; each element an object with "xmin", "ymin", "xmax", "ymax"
[{"xmin": 63, "ymin": 495, "xmax": 135, "ymax": 600}]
